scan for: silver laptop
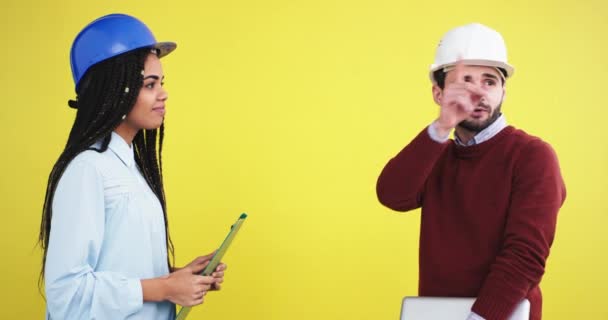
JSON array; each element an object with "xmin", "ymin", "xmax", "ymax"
[{"xmin": 400, "ymin": 297, "xmax": 530, "ymax": 320}]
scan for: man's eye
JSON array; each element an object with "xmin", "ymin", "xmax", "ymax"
[{"xmin": 484, "ymin": 79, "xmax": 496, "ymax": 86}]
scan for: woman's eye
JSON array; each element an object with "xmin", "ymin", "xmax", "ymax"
[{"xmin": 145, "ymin": 82, "xmax": 155, "ymax": 89}]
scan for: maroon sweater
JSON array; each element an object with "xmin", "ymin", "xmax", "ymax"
[{"xmin": 377, "ymin": 126, "xmax": 566, "ymax": 320}]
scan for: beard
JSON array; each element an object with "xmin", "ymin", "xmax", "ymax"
[{"xmin": 458, "ymin": 102, "xmax": 503, "ymax": 133}]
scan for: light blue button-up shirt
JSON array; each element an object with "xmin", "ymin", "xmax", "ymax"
[
  {"xmin": 427, "ymin": 114, "xmax": 508, "ymax": 146},
  {"xmin": 45, "ymin": 132, "xmax": 174, "ymax": 320}
]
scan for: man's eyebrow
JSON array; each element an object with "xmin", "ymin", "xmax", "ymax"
[{"xmin": 482, "ymin": 73, "xmax": 500, "ymax": 80}]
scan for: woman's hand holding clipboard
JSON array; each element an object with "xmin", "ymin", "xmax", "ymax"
[{"xmin": 175, "ymin": 213, "xmax": 248, "ymax": 320}]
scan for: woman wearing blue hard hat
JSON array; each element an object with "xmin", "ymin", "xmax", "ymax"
[{"xmin": 39, "ymin": 14, "xmax": 225, "ymax": 319}]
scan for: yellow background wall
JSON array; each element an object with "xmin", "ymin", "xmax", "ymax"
[{"xmin": 1, "ymin": 0, "xmax": 606, "ymax": 318}]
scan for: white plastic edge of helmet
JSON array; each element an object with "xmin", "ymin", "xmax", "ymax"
[{"xmin": 429, "ymin": 23, "xmax": 515, "ymax": 84}]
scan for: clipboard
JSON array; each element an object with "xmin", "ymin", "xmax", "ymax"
[{"xmin": 175, "ymin": 213, "xmax": 248, "ymax": 320}]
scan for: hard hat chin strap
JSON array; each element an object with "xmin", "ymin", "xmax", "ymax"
[{"xmin": 68, "ymin": 98, "xmax": 79, "ymax": 109}]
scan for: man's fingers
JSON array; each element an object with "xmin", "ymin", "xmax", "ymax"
[
  {"xmin": 445, "ymin": 83, "xmax": 486, "ymax": 110},
  {"xmin": 464, "ymin": 83, "xmax": 487, "ymax": 99},
  {"xmin": 454, "ymin": 58, "xmax": 465, "ymax": 83},
  {"xmin": 453, "ymin": 96, "xmax": 474, "ymax": 113}
]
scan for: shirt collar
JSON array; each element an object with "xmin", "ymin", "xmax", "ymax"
[
  {"xmin": 455, "ymin": 114, "xmax": 507, "ymax": 146},
  {"xmin": 108, "ymin": 131, "xmax": 135, "ymax": 168}
]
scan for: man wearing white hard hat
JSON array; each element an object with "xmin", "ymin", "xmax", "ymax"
[{"xmin": 376, "ymin": 23, "xmax": 566, "ymax": 320}]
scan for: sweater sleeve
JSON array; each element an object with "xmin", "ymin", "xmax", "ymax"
[
  {"xmin": 472, "ymin": 139, "xmax": 566, "ymax": 319},
  {"xmin": 376, "ymin": 126, "xmax": 450, "ymax": 212}
]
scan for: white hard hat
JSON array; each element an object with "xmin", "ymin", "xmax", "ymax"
[{"xmin": 429, "ymin": 23, "xmax": 514, "ymax": 83}]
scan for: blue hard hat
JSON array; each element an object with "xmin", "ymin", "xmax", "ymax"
[{"xmin": 70, "ymin": 13, "xmax": 176, "ymax": 90}]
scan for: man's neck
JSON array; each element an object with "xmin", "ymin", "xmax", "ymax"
[
  {"xmin": 454, "ymin": 113, "xmax": 505, "ymax": 146},
  {"xmin": 454, "ymin": 126, "xmax": 477, "ymax": 145}
]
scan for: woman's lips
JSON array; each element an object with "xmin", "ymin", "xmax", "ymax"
[{"xmin": 153, "ymin": 106, "xmax": 166, "ymax": 115}]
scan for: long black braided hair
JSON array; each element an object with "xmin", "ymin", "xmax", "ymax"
[{"xmin": 39, "ymin": 48, "xmax": 174, "ymax": 287}]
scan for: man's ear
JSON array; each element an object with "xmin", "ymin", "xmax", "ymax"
[{"xmin": 432, "ymin": 85, "xmax": 442, "ymax": 106}]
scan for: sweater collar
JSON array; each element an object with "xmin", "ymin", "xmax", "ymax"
[
  {"xmin": 453, "ymin": 126, "xmax": 515, "ymax": 158},
  {"xmin": 454, "ymin": 114, "xmax": 507, "ymax": 146}
]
